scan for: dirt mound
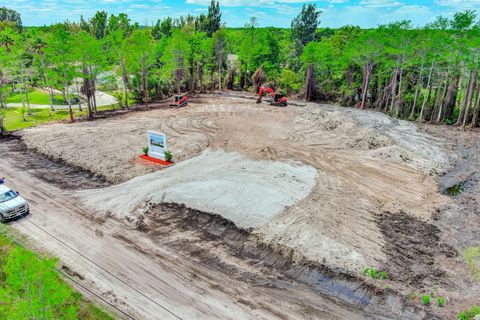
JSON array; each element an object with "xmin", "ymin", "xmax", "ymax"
[
  {"xmin": 20, "ymin": 95, "xmax": 449, "ymax": 282},
  {"xmin": 78, "ymin": 149, "xmax": 317, "ymax": 227}
]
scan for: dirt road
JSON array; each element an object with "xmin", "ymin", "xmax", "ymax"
[{"xmin": 0, "ymin": 137, "xmax": 397, "ymax": 320}]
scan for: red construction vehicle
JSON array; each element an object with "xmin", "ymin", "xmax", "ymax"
[
  {"xmin": 170, "ymin": 95, "xmax": 188, "ymax": 108},
  {"xmin": 256, "ymin": 87, "xmax": 287, "ymax": 107}
]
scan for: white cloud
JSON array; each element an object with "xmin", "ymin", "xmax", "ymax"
[
  {"xmin": 359, "ymin": 0, "xmax": 403, "ymax": 8},
  {"xmin": 321, "ymin": 3, "xmax": 434, "ymax": 27}
]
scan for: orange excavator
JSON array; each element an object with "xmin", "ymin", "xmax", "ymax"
[{"xmin": 256, "ymin": 87, "xmax": 287, "ymax": 107}]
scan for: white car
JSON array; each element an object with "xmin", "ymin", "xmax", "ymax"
[{"xmin": 0, "ymin": 185, "xmax": 29, "ymax": 222}]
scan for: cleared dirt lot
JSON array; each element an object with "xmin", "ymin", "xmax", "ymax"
[{"xmin": 15, "ymin": 94, "xmax": 479, "ymax": 318}]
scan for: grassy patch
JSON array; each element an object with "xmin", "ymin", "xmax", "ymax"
[
  {"xmin": 437, "ymin": 296, "xmax": 445, "ymax": 307},
  {"xmin": 421, "ymin": 294, "xmax": 431, "ymax": 306},
  {"xmin": 3, "ymin": 107, "xmax": 86, "ymax": 131},
  {"xmin": 362, "ymin": 267, "xmax": 389, "ymax": 280},
  {"xmin": 465, "ymin": 246, "xmax": 480, "ymax": 281},
  {"xmin": 458, "ymin": 305, "xmax": 480, "ymax": 320},
  {"xmin": 2, "ymin": 104, "xmax": 119, "ymax": 132},
  {"xmin": 445, "ymin": 183, "xmax": 465, "ymax": 196},
  {"xmin": 4, "ymin": 88, "xmax": 70, "ymax": 105},
  {"xmin": 0, "ymin": 228, "xmax": 113, "ymax": 319}
]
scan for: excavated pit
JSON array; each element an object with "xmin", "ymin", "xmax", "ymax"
[
  {"xmin": 0, "ymin": 135, "xmax": 109, "ymax": 190},
  {"xmin": 138, "ymin": 202, "xmax": 432, "ymax": 319},
  {"xmin": 376, "ymin": 211, "xmax": 458, "ymax": 287}
]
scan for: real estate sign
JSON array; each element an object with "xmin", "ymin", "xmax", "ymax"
[{"xmin": 147, "ymin": 131, "xmax": 167, "ymax": 160}]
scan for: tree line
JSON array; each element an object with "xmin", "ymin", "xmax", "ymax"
[{"xmin": 0, "ymin": 2, "xmax": 479, "ymax": 129}]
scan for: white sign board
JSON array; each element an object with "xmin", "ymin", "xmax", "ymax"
[{"xmin": 147, "ymin": 131, "xmax": 167, "ymax": 160}]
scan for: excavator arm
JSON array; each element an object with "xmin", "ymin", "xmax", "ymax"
[{"xmin": 256, "ymin": 87, "xmax": 274, "ymax": 103}]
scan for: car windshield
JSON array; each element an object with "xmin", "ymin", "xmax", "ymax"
[{"xmin": 0, "ymin": 190, "xmax": 18, "ymax": 203}]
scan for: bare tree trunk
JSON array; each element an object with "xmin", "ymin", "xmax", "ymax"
[
  {"xmin": 75, "ymin": 78, "xmax": 83, "ymax": 112},
  {"xmin": 120, "ymin": 58, "xmax": 129, "ymax": 109},
  {"xmin": 456, "ymin": 72, "xmax": 471, "ymax": 126},
  {"xmin": 435, "ymin": 72, "xmax": 449, "ymax": 123},
  {"xmin": 48, "ymin": 87, "xmax": 55, "ymax": 111},
  {"xmin": 470, "ymin": 84, "xmax": 480, "ymax": 127},
  {"xmin": 395, "ymin": 66, "xmax": 404, "ymax": 117},
  {"xmin": 19, "ymin": 81, "xmax": 25, "ymax": 109},
  {"xmin": 64, "ymin": 74, "xmax": 73, "ymax": 124},
  {"xmin": 305, "ymin": 63, "xmax": 316, "ymax": 102},
  {"xmin": 443, "ymin": 75, "xmax": 459, "ymax": 121},
  {"xmin": 462, "ymin": 70, "xmax": 477, "ymax": 127},
  {"xmin": 198, "ymin": 64, "xmax": 204, "ymax": 93},
  {"xmin": 142, "ymin": 62, "xmax": 148, "ymax": 107},
  {"xmin": 430, "ymin": 75, "xmax": 444, "ymax": 123},
  {"xmin": 418, "ymin": 60, "xmax": 435, "ymax": 122},
  {"xmin": 410, "ymin": 60, "xmax": 424, "ymax": 119},
  {"xmin": 389, "ymin": 65, "xmax": 398, "ymax": 113},
  {"xmin": 23, "ymin": 81, "xmax": 31, "ymax": 115},
  {"xmin": 218, "ymin": 50, "xmax": 222, "ymax": 92},
  {"xmin": 360, "ymin": 60, "xmax": 372, "ymax": 109}
]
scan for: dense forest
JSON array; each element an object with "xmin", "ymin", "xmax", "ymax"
[{"xmin": 1, "ymin": 2, "xmax": 480, "ymax": 128}]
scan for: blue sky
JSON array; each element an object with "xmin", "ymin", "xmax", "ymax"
[{"xmin": 0, "ymin": 0, "xmax": 476, "ymax": 28}]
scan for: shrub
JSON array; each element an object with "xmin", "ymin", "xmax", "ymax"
[
  {"xmin": 458, "ymin": 305, "xmax": 480, "ymax": 320},
  {"xmin": 422, "ymin": 294, "xmax": 430, "ymax": 306},
  {"xmin": 363, "ymin": 267, "xmax": 389, "ymax": 280},
  {"xmin": 142, "ymin": 146, "xmax": 149, "ymax": 155},
  {"xmin": 113, "ymin": 92, "xmax": 125, "ymax": 109},
  {"xmin": 437, "ymin": 296, "xmax": 445, "ymax": 307},
  {"xmin": 465, "ymin": 246, "xmax": 480, "ymax": 281},
  {"xmin": 19, "ymin": 106, "xmax": 28, "ymax": 121},
  {"xmin": 164, "ymin": 150, "xmax": 173, "ymax": 162}
]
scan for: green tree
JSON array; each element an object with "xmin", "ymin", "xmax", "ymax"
[
  {"xmin": 205, "ymin": 0, "xmax": 221, "ymax": 37},
  {"xmin": 152, "ymin": 17, "xmax": 173, "ymax": 40},
  {"xmin": 291, "ymin": 4, "xmax": 321, "ymax": 47},
  {"xmin": 126, "ymin": 29, "xmax": 155, "ymax": 106},
  {"xmin": 450, "ymin": 10, "xmax": 477, "ymax": 31},
  {"xmin": 45, "ymin": 26, "xmax": 75, "ymax": 122},
  {"xmin": 0, "ymin": 7, "xmax": 22, "ymax": 29},
  {"xmin": 89, "ymin": 11, "xmax": 108, "ymax": 39}
]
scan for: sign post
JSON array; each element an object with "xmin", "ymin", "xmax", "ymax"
[{"xmin": 147, "ymin": 131, "xmax": 167, "ymax": 161}]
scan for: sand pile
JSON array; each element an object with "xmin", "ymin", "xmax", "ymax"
[{"xmin": 78, "ymin": 149, "xmax": 317, "ymax": 227}]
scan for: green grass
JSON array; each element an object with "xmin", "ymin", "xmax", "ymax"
[
  {"xmin": 465, "ymin": 246, "xmax": 480, "ymax": 281},
  {"xmin": 4, "ymin": 88, "xmax": 69, "ymax": 105},
  {"xmin": 2, "ymin": 104, "xmax": 118, "ymax": 132},
  {"xmin": 362, "ymin": 267, "xmax": 389, "ymax": 280},
  {"xmin": 458, "ymin": 305, "xmax": 480, "ymax": 320},
  {"xmin": 3, "ymin": 107, "xmax": 84, "ymax": 131},
  {"xmin": 437, "ymin": 296, "xmax": 445, "ymax": 307},
  {"xmin": 422, "ymin": 294, "xmax": 431, "ymax": 306},
  {"xmin": 1, "ymin": 86, "xmax": 77, "ymax": 106},
  {"xmin": 0, "ymin": 229, "xmax": 114, "ymax": 320}
]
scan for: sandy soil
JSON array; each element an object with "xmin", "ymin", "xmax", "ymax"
[
  {"xmin": 18, "ymin": 94, "xmax": 476, "ymax": 317},
  {"xmin": 21, "ymin": 96, "xmax": 448, "ymax": 271},
  {"xmin": 1, "ymin": 138, "xmax": 376, "ymax": 320},
  {"xmin": 79, "ymin": 149, "xmax": 317, "ymax": 228}
]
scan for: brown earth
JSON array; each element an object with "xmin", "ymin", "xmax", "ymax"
[{"xmin": 10, "ymin": 94, "xmax": 480, "ymax": 318}]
